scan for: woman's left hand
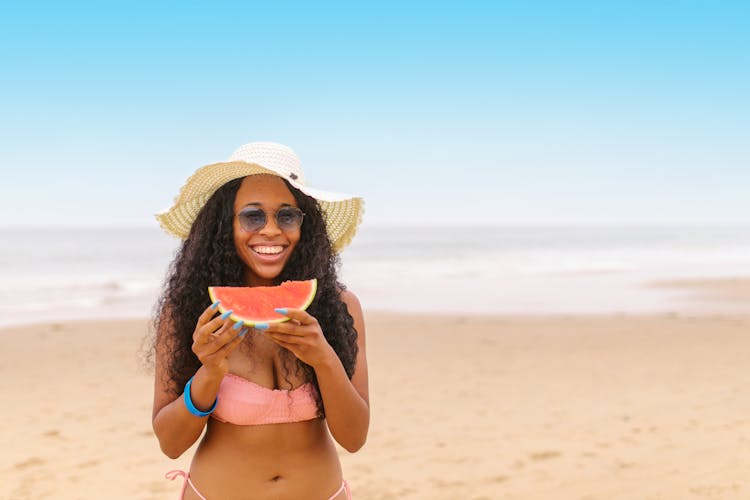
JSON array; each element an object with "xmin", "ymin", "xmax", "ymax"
[{"xmin": 261, "ymin": 309, "xmax": 336, "ymax": 368}]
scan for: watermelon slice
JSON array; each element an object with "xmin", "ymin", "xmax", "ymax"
[{"xmin": 208, "ymin": 279, "xmax": 317, "ymax": 326}]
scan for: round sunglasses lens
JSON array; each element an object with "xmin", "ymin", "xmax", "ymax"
[
  {"xmin": 277, "ymin": 208, "xmax": 304, "ymax": 230},
  {"xmin": 239, "ymin": 208, "xmax": 266, "ymax": 232}
]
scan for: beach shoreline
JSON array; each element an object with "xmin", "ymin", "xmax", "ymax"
[{"xmin": 3, "ymin": 224, "xmax": 750, "ymax": 327}]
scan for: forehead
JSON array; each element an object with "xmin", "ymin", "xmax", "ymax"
[{"xmin": 234, "ymin": 175, "xmax": 297, "ymax": 208}]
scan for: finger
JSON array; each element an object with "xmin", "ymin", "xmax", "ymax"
[
  {"xmin": 198, "ymin": 318, "xmax": 239, "ymax": 351},
  {"xmin": 265, "ymin": 332, "xmax": 302, "ymax": 345},
  {"xmin": 265, "ymin": 335, "xmax": 299, "ymax": 353},
  {"xmin": 211, "ymin": 319, "xmax": 244, "ymax": 343},
  {"xmin": 193, "ymin": 303, "xmax": 223, "ymax": 342},
  {"xmin": 201, "ymin": 322, "xmax": 244, "ymax": 355},
  {"xmin": 264, "ymin": 322, "xmax": 305, "ymax": 336},
  {"xmin": 198, "ymin": 300, "xmax": 222, "ymax": 325},
  {"xmin": 197, "ymin": 310, "xmax": 234, "ymax": 341},
  {"xmin": 205, "ymin": 315, "xmax": 230, "ymax": 336},
  {"xmin": 218, "ymin": 328, "xmax": 248, "ymax": 355},
  {"xmin": 274, "ymin": 308, "xmax": 316, "ymax": 326}
]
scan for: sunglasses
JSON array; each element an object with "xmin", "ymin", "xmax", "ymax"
[{"xmin": 237, "ymin": 206, "xmax": 305, "ymax": 233}]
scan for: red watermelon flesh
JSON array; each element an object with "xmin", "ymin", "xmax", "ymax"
[{"xmin": 208, "ymin": 279, "xmax": 317, "ymax": 325}]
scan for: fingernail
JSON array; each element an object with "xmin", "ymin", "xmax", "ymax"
[
  {"xmin": 232, "ymin": 320, "xmax": 245, "ymax": 330},
  {"xmin": 254, "ymin": 323, "xmax": 269, "ymax": 330},
  {"xmin": 238, "ymin": 327, "xmax": 249, "ymax": 337},
  {"xmin": 211, "ymin": 300, "xmax": 221, "ymax": 309},
  {"xmin": 274, "ymin": 308, "xmax": 288, "ymax": 315},
  {"xmin": 221, "ymin": 310, "xmax": 233, "ymax": 320}
]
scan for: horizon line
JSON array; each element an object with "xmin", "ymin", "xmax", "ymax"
[{"xmin": 2, "ymin": 221, "xmax": 750, "ymax": 230}]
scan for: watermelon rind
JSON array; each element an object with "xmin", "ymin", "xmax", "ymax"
[{"xmin": 207, "ymin": 279, "xmax": 317, "ymax": 326}]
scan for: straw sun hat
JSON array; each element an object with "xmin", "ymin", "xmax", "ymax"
[{"xmin": 156, "ymin": 142, "xmax": 364, "ymax": 252}]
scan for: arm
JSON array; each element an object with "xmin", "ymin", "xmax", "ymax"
[
  {"xmin": 151, "ymin": 305, "xmax": 246, "ymax": 459},
  {"xmin": 314, "ymin": 290, "xmax": 370, "ymax": 452},
  {"xmin": 152, "ymin": 364, "xmax": 225, "ymax": 459},
  {"xmin": 262, "ymin": 289, "xmax": 370, "ymax": 452}
]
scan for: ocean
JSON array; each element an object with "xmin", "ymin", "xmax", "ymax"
[{"xmin": 1, "ymin": 225, "xmax": 749, "ymax": 327}]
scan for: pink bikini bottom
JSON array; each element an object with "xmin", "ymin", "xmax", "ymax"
[{"xmin": 166, "ymin": 470, "xmax": 352, "ymax": 499}]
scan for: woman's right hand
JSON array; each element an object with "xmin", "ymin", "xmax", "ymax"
[{"xmin": 192, "ymin": 302, "xmax": 247, "ymax": 377}]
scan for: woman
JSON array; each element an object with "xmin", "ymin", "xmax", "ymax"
[{"xmin": 150, "ymin": 142, "xmax": 369, "ymax": 499}]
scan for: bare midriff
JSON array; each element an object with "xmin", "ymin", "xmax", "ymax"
[{"xmin": 185, "ymin": 417, "xmax": 343, "ymax": 500}]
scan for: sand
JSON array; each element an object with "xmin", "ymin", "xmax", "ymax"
[
  {"xmin": 650, "ymin": 277, "xmax": 750, "ymax": 308},
  {"xmin": 2, "ymin": 280, "xmax": 750, "ymax": 499}
]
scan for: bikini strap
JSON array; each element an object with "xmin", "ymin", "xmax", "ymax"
[
  {"xmin": 165, "ymin": 469, "xmax": 208, "ymax": 500},
  {"xmin": 165, "ymin": 469, "xmax": 188, "ymax": 481}
]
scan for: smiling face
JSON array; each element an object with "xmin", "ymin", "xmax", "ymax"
[{"xmin": 233, "ymin": 175, "xmax": 301, "ymax": 287}]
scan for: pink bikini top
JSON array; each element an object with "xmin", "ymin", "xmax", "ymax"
[{"xmin": 211, "ymin": 373, "xmax": 319, "ymax": 426}]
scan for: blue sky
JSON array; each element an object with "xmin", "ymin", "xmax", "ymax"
[{"xmin": 1, "ymin": 1, "xmax": 748, "ymax": 228}]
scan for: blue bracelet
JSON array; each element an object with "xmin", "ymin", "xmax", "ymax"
[{"xmin": 183, "ymin": 376, "xmax": 218, "ymax": 417}]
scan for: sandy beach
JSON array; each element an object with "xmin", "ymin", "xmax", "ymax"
[{"xmin": 2, "ymin": 279, "xmax": 749, "ymax": 499}]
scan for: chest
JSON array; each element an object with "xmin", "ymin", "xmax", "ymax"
[{"xmin": 225, "ymin": 332, "xmax": 304, "ymax": 390}]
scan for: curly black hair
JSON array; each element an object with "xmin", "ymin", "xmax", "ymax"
[{"xmin": 146, "ymin": 176, "xmax": 359, "ymax": 417}]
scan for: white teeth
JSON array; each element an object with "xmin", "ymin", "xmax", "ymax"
[{"xmin": 252, "ymin": 246, "xmax": 284, "ymax": 255}]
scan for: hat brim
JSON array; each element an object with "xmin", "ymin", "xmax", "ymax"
[{"xmin": 156, "ymin": 161, "xmax": 364, "ymax": 252}]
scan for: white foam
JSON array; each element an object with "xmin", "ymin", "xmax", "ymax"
[{"xmin": 2, "ymin": 225, "xmax": 749, "ymax": 327}]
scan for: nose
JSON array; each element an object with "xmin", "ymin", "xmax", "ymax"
[{"xmin": 258, "ymin": 213, "xmax": 282, "ymax": 237}]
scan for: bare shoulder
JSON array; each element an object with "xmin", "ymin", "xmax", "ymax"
[
  {"xmin": 339, "ymin": 288, "xmax": 368, "ymax": 394},
  {"xmin": 339, "ymin": 288, "xmax": 366, "ymax": 338},
  {"xmin": 339, "ymin": 288, "xmax": 362, "ymax": 313}
]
